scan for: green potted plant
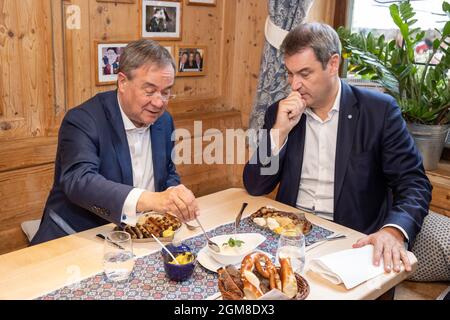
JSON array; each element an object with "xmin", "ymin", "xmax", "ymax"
[{"xmin": 337, "ymin": 0, "xmax": 450, "ymax": 170}]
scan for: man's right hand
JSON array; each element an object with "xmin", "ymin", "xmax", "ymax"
[
  {"xmin": 272, "ymin": 92, "xmax": 306, "ymax": 147},
  {"xmin": 137, "ymin": 185, "xmax": 199, "ymax": 222}
]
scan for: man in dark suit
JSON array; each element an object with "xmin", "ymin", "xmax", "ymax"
[
  {"xmin": 243, "ymin": 23, "xmax": 432, "ymax": 273},
  {"xmin": 32, "ymin": 39, "xmax": 199, "ymax": 244}
]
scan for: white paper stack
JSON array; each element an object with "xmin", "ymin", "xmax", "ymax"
[{"xmin": 309, "ymin": 245, "xmax": 385, "ymax": 289}]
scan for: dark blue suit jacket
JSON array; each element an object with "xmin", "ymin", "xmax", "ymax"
[
  {"xmin": 32, "ymin": 90, "xmax": 180, "ymax": 244},
  {"xmin": 243, "ymin": 81, "xmax": 432, "ymax": 245}
]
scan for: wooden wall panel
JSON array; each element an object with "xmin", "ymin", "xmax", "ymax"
[
  {"xmin": 0, "ymin": 137, "xmax": 57, "ymax": 172},
  {"xmin": 47, "ymin": 0, "xmax": 68, "ymax": 133},
  {"xmin": 306, "ymin": 0, "xmax": 337, "ymax": 24},
  {"xmin": 172, "ymin": 1, "xmax": 223, "ymax": 100},
  {"xmin": 227, "ymin": 0, "xmax": 267, "ymax": 129},
  {"xmin": 64, "ymin": 0, "xmax": 93, "ymax": 109},
  {"xmin": 0, "ymin": 164, "xmax": 54, "ymax": 254},
  {"xmin": 0, "ymin": 0, "xmax": 54, "ymax": 141}
]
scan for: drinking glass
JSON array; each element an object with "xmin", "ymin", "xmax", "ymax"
[
  {"xmin": 275, "ymin": 230, "xmax": 306, "ymax": 274},
  {"xmin": 103, "ymin": 231, "xmax": 135, "ymax": 282}
]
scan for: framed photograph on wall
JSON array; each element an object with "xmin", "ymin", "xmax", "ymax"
[
  {"xmin": 141, "ymin": 1, "xmax": 182, "ymax": 40},
  {"xmin": 95, "ymin": 41, "xmax": 128, "ymax": 86},
  {"xmin": 186, "ymin": 0, "xmax": 216, "ymax": 6},
  {"xmin": 175, "ymin": 45, "xmax": 206, "ymax": 76}
]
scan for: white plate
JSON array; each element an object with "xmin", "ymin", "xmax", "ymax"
[{"xmin": 197, "ymin": 247, "xmax": 272, "ymax": 273}]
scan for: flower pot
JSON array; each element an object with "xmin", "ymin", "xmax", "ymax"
[{"xmin": 407, "ymin": 123, "xmax": 450, "ymax": 171}]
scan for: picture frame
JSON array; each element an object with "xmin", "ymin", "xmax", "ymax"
[
  {"xmin": 141, "ymin": 0, "xmax": 182, "ymax": 40},
  {"xmin": 175, "ymin": 45, "xmax": 206, "ymax": 77},
  {"xmin": 94, "ymin": 41, "xmax": 128, "ymax": 86},
  {"xmin": 186, "ymin": 0, "xmax": 216, "ymax": 6}
]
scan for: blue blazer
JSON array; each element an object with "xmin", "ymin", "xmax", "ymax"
[
  {"xmin": 32, "ymin": 90, "xmax": 180, "ymax": 244},
  {"xmin": 243, "ymin": 81, "xmax": 432, "ymax": 245}
]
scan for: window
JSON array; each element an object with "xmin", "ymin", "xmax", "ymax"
[{"xmin": 348, "ymin": 0, "xmax": 447, "ymax": 63}]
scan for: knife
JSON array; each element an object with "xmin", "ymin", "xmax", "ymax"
[
  {"xmin": 96, "ymin": 233, "xmax": 126, "ymax": 250},
  {"xmin": 234, "ymin": 202, "xmax": 248, "ymax": 235}
]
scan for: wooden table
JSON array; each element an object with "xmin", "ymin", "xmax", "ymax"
[{"xmin": 0, "ymin": 188, "xmax": 417, "ymax": 300}]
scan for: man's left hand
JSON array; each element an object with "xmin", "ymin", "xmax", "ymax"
[{"xmin": 352, "ymin": 227, "xmax": 412, "ymax": 273}]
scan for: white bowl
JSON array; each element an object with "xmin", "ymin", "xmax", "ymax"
[{"xmin": 207, "ymin": 233, "xmax": 266, "ymax": 265}]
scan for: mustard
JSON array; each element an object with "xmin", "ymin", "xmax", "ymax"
[
  {"xmin": 162, "ymin": 226, "xmax": 175, "ymax": 238},
  {"xmin": 169, "ymin": 252, "xmax": 194, "ymax": 265}
]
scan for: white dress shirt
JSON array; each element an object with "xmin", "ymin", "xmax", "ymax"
[
  {"xmin": 271, "ymin": 82, "xmax": 408, "ymax": 240},
  {"xmin": 118, "ymin": 97, "xmax": 155, "ymax": 226},
  {"xmin": 295, "ymin": 82, "xmax": 341, "ymax": 219}
]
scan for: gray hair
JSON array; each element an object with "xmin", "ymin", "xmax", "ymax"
[
  {"xmin": 118, "ymin": 39, "xmax": 175, "ymax": 79},
  {"xmin": 280, "ymin": 23, "xmax": 341, "ymax": 69}
]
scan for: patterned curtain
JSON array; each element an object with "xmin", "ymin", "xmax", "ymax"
[{"xmin": 249, "ymin": 0, "xmax": 314, "ymax": 131}]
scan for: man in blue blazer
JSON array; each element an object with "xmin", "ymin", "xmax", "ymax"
[
  {"xmin": 32, "ymin": 40, "xmax": 199, "ymax": 244},
  {"xmin": 243, "ymin": 23, "xmax": 432, "ymax": 274}
]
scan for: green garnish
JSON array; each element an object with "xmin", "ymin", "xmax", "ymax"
[{"xmin": 223, "ymin": 237, "xmax": 245, "ymax": 248}]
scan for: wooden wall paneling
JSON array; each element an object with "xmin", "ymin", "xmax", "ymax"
[
  {"xmin": 0, "ymin": 0, "xmax": 54, "ymax": 141},
  {"xmin": 174, "ymin": 110, "xmax": 241, "ymax": 133},
  {"xmin": 47, "ymin": 0, "xmax": 68, "ymax": 134},
  {"xmin": 226, "ymin": 0, "xmax": 267, "ymax": 129},
  {"xmin": 0, "ymin": 225, "xmax": 29, "ymax": 254},
  {"xmin": 89, "ymin": 0, "xmax": 140, "ymax": 41},
  {"xmin": 306, "ymin": 0, "xmax": 337, "ymax": 25},
  {"xmin": 221, "ymin": 0, "xmax": 266, "ymax": 188},
  {"xmin": 173, "ymin": 109, "xmax": 243, "ymax": 195},
  {"xmin": 64, "ymin": 0, "xmax": 93, "ymax": 109},
  {"xmin": 167, "ymin": 96, "xmax": 222, "ymax": 115},
  {"xmin": 170, "ymin": 1, "xmax": 222, "ymax": 104},
  {"xmin": 90, "ymin": 0, "xmax": 140, "ymax": 95},
  {"xmin": 0, "ymin": 0, "xmax": 27, "ymax": 139},
  {"xmin": 177, "ymin": 139, "xmax": 234, "ymax": 196},
  {"xmin": 0, "ymin": 136, "xmax": 57, "ymax": 173},
  {"xmin": 0, "ymin": 0, "xmax": 58, "ymax": 254},
  {"xmin": 0, "ymin": 164, "xmax": 54, "ymax": 254},
  {"xmin": 219, "ymin": 0, "xmax": 237, "ymax": 101}
]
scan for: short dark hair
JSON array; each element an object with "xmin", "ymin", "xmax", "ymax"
[
  {"xmin": 118, "ymin": 39, "xmax": 175, "ymax": 79},
  {"xmin": 106, "ymin": 47, "xmax": 118, "ymax": 54},
  {"xmin": 280, "ymin": 23, "xmax": 341, "ymax": 69}
]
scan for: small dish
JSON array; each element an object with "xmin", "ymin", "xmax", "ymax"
[{"xmin": 161, "ymin": 244, "xmax": 196, "ymax": 282}]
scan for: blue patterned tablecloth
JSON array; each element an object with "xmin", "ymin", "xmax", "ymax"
[{"xmin": 38, "ymin": 217, "xmax": 333, "ymax": 300}]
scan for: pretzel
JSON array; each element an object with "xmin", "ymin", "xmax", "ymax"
[
  {"xmin": 240, "ymin": 253, "xmax": 281, "ymax": 299},
  {"xmin": 279, "ymin": 257, "xmax": 298, "ymax": 298}
]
